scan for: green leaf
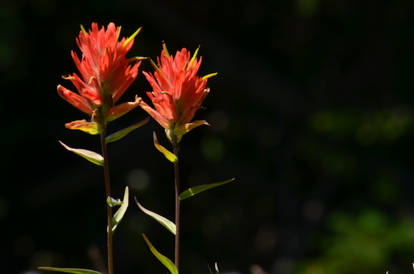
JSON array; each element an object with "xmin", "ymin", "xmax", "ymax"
[
  {"xmin": 111, "ymin": 186, "xmax": 129, "ymax": 233},
  {"xmin": 123, "ymin": 27, "xmax": 142, "ymax": 47},
  {"xmin": 134, "ymin": 197, "xmax": 176, "ymax": 235},
  {"xmin": 106, "ymin": 118, "xmax": 149, "ymax": 144},
  {"xmin": 65, "ymin": 120, "xmax": 100, "ymax": 135},
  {"xmin": 106, "ymin": 196, "xmax": 122, "ymax": 207},
  {"xmin": 179, "ymin": 178, "xmax": 236, "ymax": 200},
  {"xmin": 80, "ymin": 25, "xmax": 87, "ymax": 35},
  {"xmin": 38, "ymin": 267, "xmax": 101, "ymax": 274},
  {"xmin": 187, "ymin": 46, "xmax": 200, "ymax": 70},
  {"xmin": 142, "ymin": 234, "xmax": 178, "ymax": 274},
  {"xmin": 174, "ymin": 120, "xmax": 209, "ymax": 140},
  {"xmin": 153, "ymin": 131, "xmax": 177, "ymax": 163},
  {"xmin": 201, "ymin": 72, "xmax": 218, "ymax": 80},
  {"xmin": 59, "ymin": 141, "xmax": 103, "ymax": 166},
  {"xmin": 162, "ymin": 42, "xmax": 170, "ymax": 57}
]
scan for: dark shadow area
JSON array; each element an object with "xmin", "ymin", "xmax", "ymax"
[{"xmin": 2, "ymin": 0, "xmax": 414, "ymax": 273}]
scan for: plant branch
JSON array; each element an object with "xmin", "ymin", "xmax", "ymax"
[
  {"xmin": 172, "ymin": 139, "xmax": 181, "ymax": 270},
  {"xmin": 100, "ymin": 125, "xmax": 114, "ymax": 274}
]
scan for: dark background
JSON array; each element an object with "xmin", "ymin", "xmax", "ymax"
[{"xmin": 3, "ymin": 0, "xmax": 414, "ymax": 273}]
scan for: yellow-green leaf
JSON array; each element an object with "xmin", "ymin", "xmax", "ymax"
[
  {"xmin": 153, "ymin": 132, "xmax": 177, "ymax": 163},
  {"xmin": 123, "ymin": 27, "xmax": 142, "ymax": 47},
  {"xmin": 106, "ymin": 118, "xmax": 149, "ymax": 143},
  {"xmin": 106, "ymin": 196, "xmax": 122, "ymax": 207},
  {"xmin": 134, "ymin": 197, "xmax": 176, "ymax": 235},
  {"xmin": 179, "ymin": 178, "xmax": 236, "ymax": 200},
  {"xmin": 80, "ymin": 25, "xmax": 87, "ymax": 35},
  {"xmin": 162, "ymin": 42, "xmax": 170, "ymax": 57},
  {"xmin": 65, "ymin": 120, "xmax": 99, "ymax": 135},
  {"xmin": 38, "ymin": 267, "xmax": 100, "ymax": 274},
  {"xmin": 174, "ymin": 120, "xmax": 209, "ymax": 140},
  {"xmin": 142, "ymin": 234, "xmax": 178, "ymax": 274},
  {"xmin": 201, "ymin": 72, "xmax": 218, "ymax": 80},
  {"xmin": 111, "ymin": 186, "xmax": 129, "ymax": 233},
  {"xmin": 59, "ymin": 141, "xmax": 103, "ymax": 166},
  {"xmin": 187, "ymin": 46, "xmax": 200, "ymax": 70}
]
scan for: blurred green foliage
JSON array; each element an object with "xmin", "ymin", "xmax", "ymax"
[{"xmin": 297, "ymin": 210, "xmax": 414, "ymax": 274}]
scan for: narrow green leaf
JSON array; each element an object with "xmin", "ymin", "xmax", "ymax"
[
  {"xmin": 162, "ymin": 42, "xmax": 170, "ymax": 57},
  {"xmin": 123, "ymin": 27, "xmax": 142, "ymax": 47},
  {"xmin": 129, "ymin": 56, "xmax": 148, "ymax": 62},
  {"xmin": 38, "ymin": 267, "xmax": 100, "ymax": 274},
  {"xmin": 80, "ymin": 25, "xmax": 87, "ymax": 35},
  {"xmin": 111, "ymin": 186, "xmax": 129, "ymax": 233},
  {"xmin": 153, "ymin": 132, "xmax": 178, "ymax": 163},
  {"xmin": 134, "ymin": 197, "xmax": 176, "ymax": 235},
  {"xmin": 187, "ymin": 46, "xmax": 200, "ymax": 70},
  {"xmin": 142, "ymin": 234, "xmax": 178, "ymax": 274},
  {"xmin": 179, "ymin": 178, "xmax": 236, "ymax": 200},
  {"xmin": 202, "ymin": 72, "xmax": 218, "ymax": 80},
  {"xmin": 106, "ymin": 118, "xmax": 149, "ymax": 144},
  {"xmin": 116, "ymin": 26, "xmax": 122, "ymax": 41},
  {"xmin": 59, "ymin": 141, "xmax": 103, "ymax": 166},
  {"xmin": 150, "ymin": 58, "xmax": 161, "ymax": 72}
]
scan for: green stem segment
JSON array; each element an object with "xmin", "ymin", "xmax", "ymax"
[
  {"xmin": 172, "ymin": 139, "xmax": 181, "ymax": 271},
  {"xmin": 100, "ymin": 125, "xmax": 114, "ymax": 274}
]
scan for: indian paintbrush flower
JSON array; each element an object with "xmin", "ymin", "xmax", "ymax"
[
  {"xmin": 139, "ymin": 44, "xmax": 217, "ymax": 143},
  {"xmin": 57, "ymin": 22, "xmax": 143, "ymax": 133}
]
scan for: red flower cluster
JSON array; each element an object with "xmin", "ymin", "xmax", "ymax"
[
  {"xmin": 139, "ymin": 45, "xmax": 216, "ymax": 142},
  {"xmin": 58, "ymin": 23, "xmax": 142, "ymax": 132}
]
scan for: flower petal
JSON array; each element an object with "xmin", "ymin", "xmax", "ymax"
[
  {"xmin": 57, "ymin": 85, "xmax": 93, "ymax": 114},
  {"xmin": 111, "ymin": 61, "xmax": 141, "ymax": 103},
  {"xmin": 139, "ymin": 99, "xmax": 171, "ymax": 129},
  {"xmin": 106, "ymin": 96, "xmax": 141, "ymax": 122}
]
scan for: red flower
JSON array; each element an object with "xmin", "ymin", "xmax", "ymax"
[
  {"xmin": 139, "ymin": 45, "xmax": 216, "ymax": 142},
  {"xmin": 57, "ymin": 22, "xmax": 142, "ymax": 132}
]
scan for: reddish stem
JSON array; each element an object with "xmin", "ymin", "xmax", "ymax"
[
  {"xmin": 100, "ymin": 126, "xmax": 114, "ymax": 274},
  {"xmin": 172, "ymin": 140, "xmax": 181, "ymax": 271}
]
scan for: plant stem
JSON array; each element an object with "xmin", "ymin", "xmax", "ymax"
[
  {"xmin": 100, "ymin": 125, "xmax": 114, "ymax": 274},
  {"xmin": 172, "ymin": 140, "xmax": 181, "ymax": 270}
]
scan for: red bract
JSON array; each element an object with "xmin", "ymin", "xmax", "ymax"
[
  {"xmin": 139, "ymin": 45, "xmax": 216, "ymax": 142},
  {"xmin": 58, "ymin": 22, "xmax": 142, "ymax": 131}
]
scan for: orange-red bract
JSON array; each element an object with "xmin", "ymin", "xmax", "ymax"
[
  {"xmin": 139, "ymin": 46, "xmax": 214, "ymax": 142},
  {"xmin": 57, "ymin": 22, "xmax": 142, "ymax": 129}
]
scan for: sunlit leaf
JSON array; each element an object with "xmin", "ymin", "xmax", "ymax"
[
  {"xmin": 153, "ymin": 131, "xmax": 177, "ymax": 163},
  {"xmin": 111, "ymin": 186, "xmax": 129, "ymax": 233},
  {"xmin": 65, "ymin": 120, "xmax": 100, "ymax": 135},
  {"xmin": 187, "ymin": 46, "xmax": 200, "ymax": 70},
  {"xmin": 80, "ymin": 25, "xmax": 87, "ymax": 35},
  {"xmin": 175, "ymin": 120, "xmax": 209, "ymax": 140},
  {"xmin": 142, "ymin": 234, "xmax": 178, "ymax": 274},
  {"xmin": 134, "ymin": 197, "xmax": 176, "ymax": 235},
  {"xmin": 162, "ymin": 42, "xmax": 170, "ymax": 57},
  {"xmin": 59, "ymin": 141, "xmax": 103, "ymax": 166},
  {"xmin": 106, "ymin": 196, "xmax": 122, "ymax": 207},
  {"xmin": 179, "ymin": 178, "xmax": 236, "ymax": 200},
  {"xmin": 38, "ymin": 267, "xmax": 101, "ymax": 274},
  {"xmin": 106, "ymin": 118, "xmax": 149, "ymax": 143},
  {"xmin": 123, "ymin": 27, "xmax": 142, "ymax": 47},
  {"xmin": 201, "ymin": 72, "xmax": 218, "ymax": 80}
]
